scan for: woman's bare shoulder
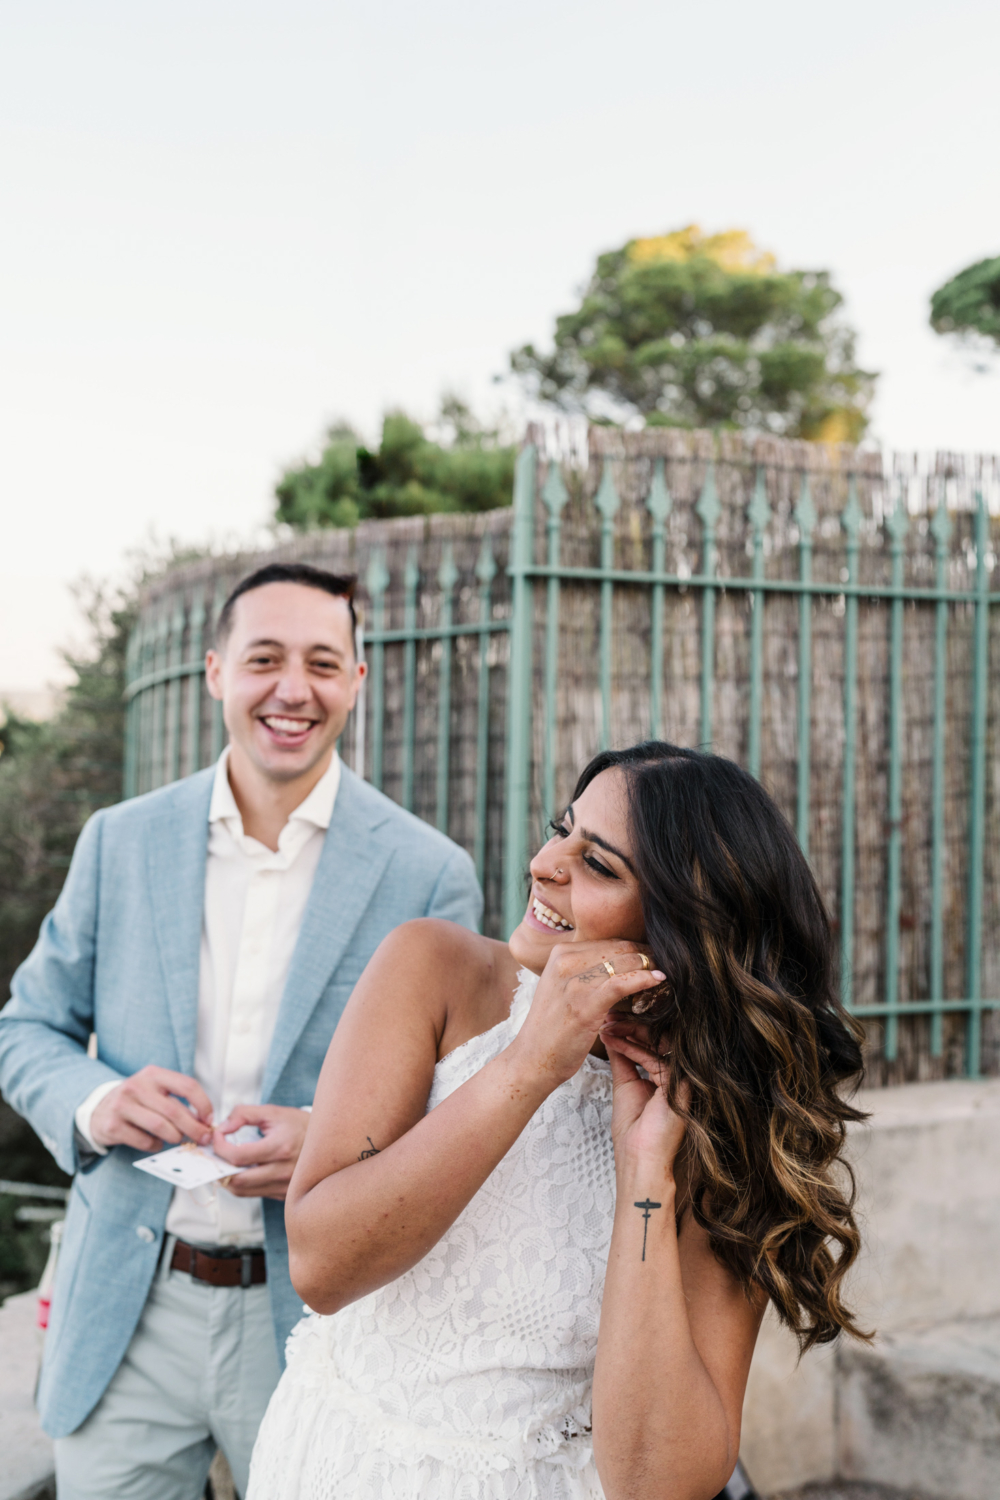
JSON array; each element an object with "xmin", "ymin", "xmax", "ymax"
[
  {"xmin": 374, "ymin": 917, "xmax": 495, "ymax": 970},
  {"xmin": 372, "ymin": 920, "xmax": 520, "ymax": 1055}
]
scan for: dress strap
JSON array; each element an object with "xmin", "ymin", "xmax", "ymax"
[{"xmin": 427, "ymin": 968, "xmax": 540, "ymax": 1106}]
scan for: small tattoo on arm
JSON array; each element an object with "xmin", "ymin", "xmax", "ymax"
[
  {"xmin": 358, "ymin": 1137, "xmax": 381, "ymax": 1161},
  {"xmin": 634, "ymin": 1198, "xmax": 662, "ymax": 1261}
]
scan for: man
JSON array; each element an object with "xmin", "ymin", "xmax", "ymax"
[{"xmin": 0, "ymin": 562, "xmax": 481, "ymax": 1499}]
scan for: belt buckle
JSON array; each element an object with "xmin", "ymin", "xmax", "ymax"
[{"xmin": 241, "ymin": 1251, "xmax": 253, "ymax": 1289}]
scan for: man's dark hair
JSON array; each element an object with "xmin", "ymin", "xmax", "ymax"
[{"xmin": 215, "ymin": 563, "xmax": 358, "ymax": 649}]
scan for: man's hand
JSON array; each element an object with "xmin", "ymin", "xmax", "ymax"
[
  {"xmin": 211, "ymin": 1104, "xmax": 310, "ymax": 1201},
  {"xmin": 90, "ymin": 1066, "xmax": 214, "ymax": 1152}
]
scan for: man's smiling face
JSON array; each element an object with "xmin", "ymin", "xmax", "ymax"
[{"xmin": 205, "ymin": 581, "xmax": 365, "ymax": 786}]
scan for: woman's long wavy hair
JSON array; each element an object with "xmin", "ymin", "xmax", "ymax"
[{"xmin": 575, "ymin": 742, "xmax": 869, "ymax": 1351}]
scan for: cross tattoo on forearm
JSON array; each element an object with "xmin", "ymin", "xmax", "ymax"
[{"xmin": 634, "ymin": 1198, "xmax": 662, "ymax": 1261}]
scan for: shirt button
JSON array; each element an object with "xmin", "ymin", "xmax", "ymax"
[{"xmin": 135, "ymin": 1225, "xmax": 156, "ymax": 1244}]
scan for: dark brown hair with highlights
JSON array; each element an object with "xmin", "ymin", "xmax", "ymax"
[{"xmin": 575, "ymin": 742, "xmax": 869, "ymax": 1350}]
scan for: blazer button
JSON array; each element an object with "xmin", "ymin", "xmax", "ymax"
[{"xmin": 135, "ymin": 1225, "xmax": 156, "ymax": 1243}]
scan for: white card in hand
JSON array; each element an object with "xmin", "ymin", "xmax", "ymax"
[{"xmin": 133, "ymin": 1142, "xmax": 246, "ymax": 1190}]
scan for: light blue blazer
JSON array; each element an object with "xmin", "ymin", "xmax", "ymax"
[{"xmin": 0, "ymin": 763, "xmax": 482, "ymax": 1438}]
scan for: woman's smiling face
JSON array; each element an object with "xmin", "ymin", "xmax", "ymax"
[{"xmin": 508, "ymin": 768, "xmax": 647, "ymax": 975}]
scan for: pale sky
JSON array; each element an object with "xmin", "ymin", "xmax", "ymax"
[{"xmin": 2, "ymin": 0, "xmax": 998, "ymax": 692}]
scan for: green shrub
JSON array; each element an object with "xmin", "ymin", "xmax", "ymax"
[{"xmin": 276, "ymin": 399, "xmax": 515, "ymax": 530}]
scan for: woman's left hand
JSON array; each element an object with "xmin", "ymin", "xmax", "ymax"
[{"xmin": 601, "ymin": 1023, "xmax": 688, "ymax": 1178}]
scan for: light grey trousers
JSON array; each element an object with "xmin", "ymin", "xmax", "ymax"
[{"xmin": 54, "ymin": 1239, "xmax": 281, "ymax": 1500}]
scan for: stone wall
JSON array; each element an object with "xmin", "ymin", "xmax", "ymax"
[{"xmin": 741, "ymin": 1077, "xmax": 1000, "ymax": 1495}]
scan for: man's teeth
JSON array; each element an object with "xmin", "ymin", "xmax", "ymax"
[
  {"xmin": 262, "ymin": 716, "xmax": 314, "ymax": 735},
  {"xmin": 532, "ymin": 896, "xmax": 573, "ymax": 931}
]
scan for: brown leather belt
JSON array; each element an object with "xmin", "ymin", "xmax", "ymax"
[{"xmin": 170, "ymin": 1240, "xmax": 266, "ymax": 1288}]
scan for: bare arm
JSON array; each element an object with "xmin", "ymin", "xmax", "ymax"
[
  {"xmin": 285, "ymin": 925, "xmax": 664, "ymax": 1314},
  {"xmin": 592, "ymin": 1034, "xmax": 765, "ymax": 1500}
]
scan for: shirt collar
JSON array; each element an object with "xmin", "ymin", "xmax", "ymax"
[{"xmin": 209, "ymin": 746, "xmax": 341, "ymax": 834}]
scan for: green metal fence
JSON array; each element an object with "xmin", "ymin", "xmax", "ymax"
[
  {"xmin": 124, "ymin": 430, "xmax": 1000, "ymax": 1082},
  {"xmin": 358, "ymin": 534, "xmax": 511, "ymax": 891},
  {"xmin": 502, "ymin": 435, "xmax": 1000, "ymax": 1082}
]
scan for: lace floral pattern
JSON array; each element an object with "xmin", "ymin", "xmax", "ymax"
[{"xmin": 247, "ymin": 972, "xmax": 615, "ymax": 1499}]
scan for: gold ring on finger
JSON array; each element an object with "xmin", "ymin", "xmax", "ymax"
[
  {"xmin": 603, "ymin": 959, "xmax": 616, "ymax": 977},
  {"xmin": 638, "ymin": 953, "xmax": 651, "ymax": 970}
]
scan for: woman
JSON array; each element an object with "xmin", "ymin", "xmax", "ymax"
[{"xmin": 248, "ymin": 742, "xmax": 867, "ymax": 1500}]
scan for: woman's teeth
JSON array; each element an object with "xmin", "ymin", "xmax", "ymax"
[{"xmin": 532, "ymin": 896, "xmax": 573, "ymax": 931}]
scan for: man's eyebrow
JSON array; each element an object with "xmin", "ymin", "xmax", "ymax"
[
  {"xmin": 242, "ymin": 637, "xmax": 344, "ymax": 655},
  {"xmin": 565, "ymin": 803, "xmax": 636, "ymax": 874}
]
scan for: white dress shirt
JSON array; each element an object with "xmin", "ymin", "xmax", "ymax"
[{"xmin": 75, "ymin": 747, "xmax": 340, "ymax": 1247}]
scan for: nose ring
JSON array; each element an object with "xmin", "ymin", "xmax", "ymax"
[{"xmin": 555, "ymin": 867, "xmax": 564, "ymax": 876}]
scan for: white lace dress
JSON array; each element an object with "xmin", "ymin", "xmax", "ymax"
[{"xmin": 247, "ymin": 970, "xmax": 616, "ymax": 1499}]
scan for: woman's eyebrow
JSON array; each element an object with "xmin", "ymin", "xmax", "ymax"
[
  {"xmin": 564, "ymin": 804, "xmax": 635, "ymax": 874},
  {"xmin": 579, "ymin": 826, "xmax": 636, "ymax": 875}
]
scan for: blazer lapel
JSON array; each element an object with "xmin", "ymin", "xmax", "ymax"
[
  {"xmin": 263, "ymin": 768, "xmax": 393, "ymax": 1100},
  {"xmin": 145, "ymin": 770, "xmax": 214, "ymax": 1074}
]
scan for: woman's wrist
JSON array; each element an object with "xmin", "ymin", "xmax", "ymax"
[
  {"xmin": 501, "ymin": 1027, "xmax": 585, "ymax": 1097},
  {"xmin": 614, "ymin": 1152, "xmax": 677, "ymax": 1201},
  {"xmin": 495, "ymin": 1035, "xmax": 564, "ymax": 1110}
]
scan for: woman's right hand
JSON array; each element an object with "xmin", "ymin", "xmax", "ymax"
[{"xmin": 507, "ymin": 940, "xmax": 666, "ymax": 1089}]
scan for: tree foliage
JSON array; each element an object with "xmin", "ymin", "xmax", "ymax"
[
  {"xmin": 930, "ymin": 255, "xmax": 1000, "ymax": 351},
  {"xmin": 0, "ymin": 586, "xmax": 130, "ymax": 1007},
  {"xmin": 0, "ymin": 584, "xmax": 133, "ymax": 1235},
  {"xmin": 275, "ymin": 398, "xmax": 516, "ymax": 530},
  {"xmin": 512, "ymin": 226, "xmax": 875, "ymax": 442}
]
